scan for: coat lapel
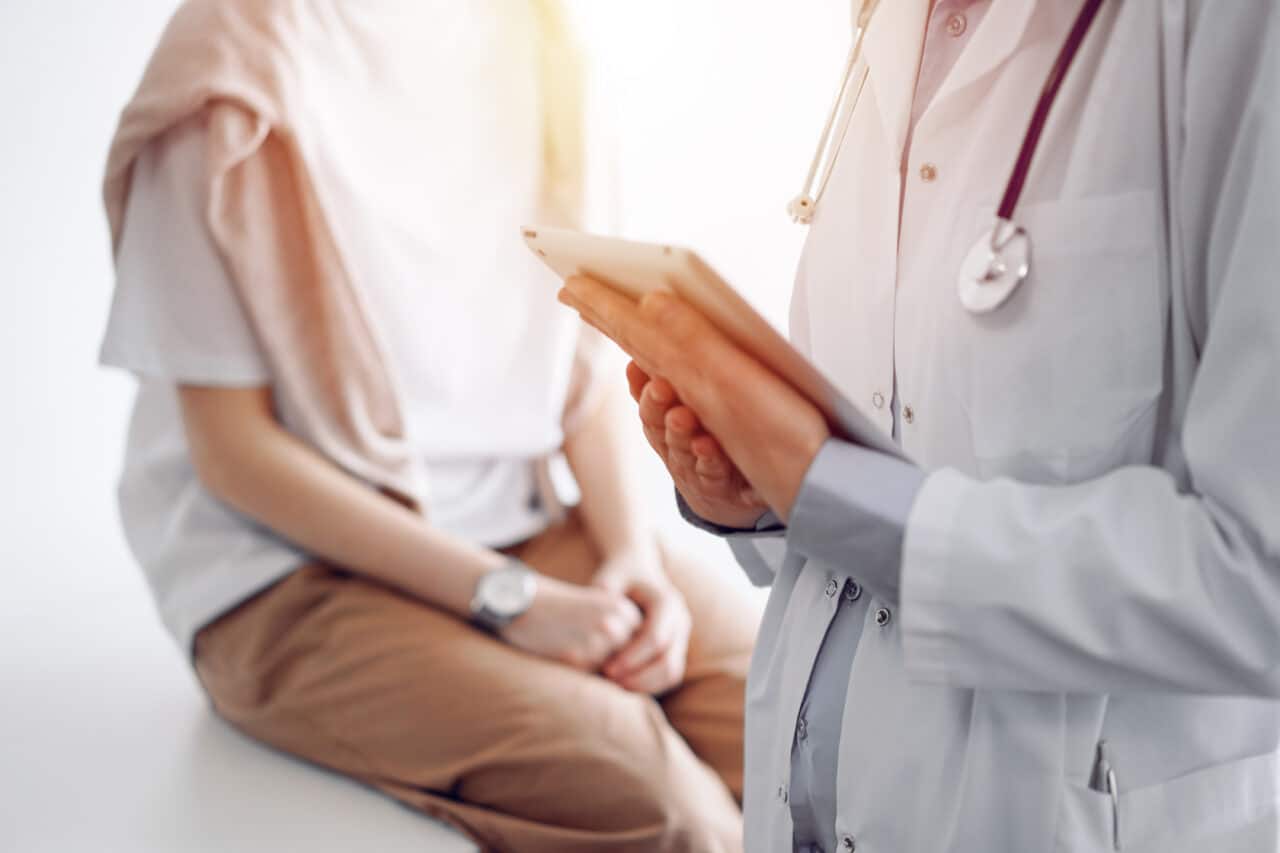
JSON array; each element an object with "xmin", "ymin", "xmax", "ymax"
[
  {"xmin": 861, "ymin": 0, "xmax": 929, "ymax": 165},
  {"xmin": 929, "ymin": 0, "xmax": 1037, "ymax": 110},
  {"xmin": 859, "ymin": 0, "xmax": 1039, "ymax": 161}
]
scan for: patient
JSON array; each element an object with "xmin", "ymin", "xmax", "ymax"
[{"xmin": 98, "ymin": 2, "xmax": 755, "ymax": 850}]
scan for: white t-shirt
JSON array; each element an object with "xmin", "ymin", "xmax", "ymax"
[{"xmin": 101, "ymin": 6, "xmax": 605, "ymax": 650}]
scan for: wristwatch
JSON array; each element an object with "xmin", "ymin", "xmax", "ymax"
[{"xmin": 470, "ymin": 559, "xmax": 537, "ymax": 632}]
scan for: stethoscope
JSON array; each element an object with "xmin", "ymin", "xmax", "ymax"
[{"xmin": 789, "ymin": 0, "xmax": 1106, "ymax": 314}]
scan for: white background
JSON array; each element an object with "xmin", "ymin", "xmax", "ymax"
[{"xmin": 0, "ymin": 2, "xmax": 848, "ymax": 849}]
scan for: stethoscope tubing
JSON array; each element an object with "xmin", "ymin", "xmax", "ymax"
[
  {"xmin": 795, "ymin": 0, "xmax": 1108, "ymax": 229},
  {"xmin": 789, "ymin": 0, "xmax": 879, "ymax": 223},
  {"xmin": 995, "ymin": 0, "xmax": 1107, "ymax": 221}
]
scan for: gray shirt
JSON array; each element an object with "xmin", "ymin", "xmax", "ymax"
[{"xmin": 683, "ymin": 440, "xmax": 923, "ymax": 851}]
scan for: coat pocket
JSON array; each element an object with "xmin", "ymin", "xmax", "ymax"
[
  {"xmin": 1057, "ymin": 750, "xmax": 1280, "ymax": 852},
  {"xmin": 963, "ymin": 190, "xmax": 1165, "ymax": 483}
]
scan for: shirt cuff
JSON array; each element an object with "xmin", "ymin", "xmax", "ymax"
[
  {"xmin": 675, "ymin": 489, "xmax": 786, "ymax": 539},
  {"xmin": 785, "ymin": 438, "xmax": 925, "ymax": 604}
]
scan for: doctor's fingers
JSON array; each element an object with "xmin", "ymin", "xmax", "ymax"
[
  {"xmin": 663, "ymin": 405, "xmax": 701, "ymax": 471},
  {"xmin": 559, "ymin": 277, "xmax": 669, "ymax": 371},
  {"xmin": 635, "ymin": 289, "xmax": 723, "ymax": 360},
  {"xmin": 638, "ymin": 379, "xmax": 680, "ymax": 457},
  {"xmin": 562, "ymin": 277, "xmax": 713, "ymax": 389},
  {"xmin": 639, "ymin": 378, "xmax": 680, "ymax": 429},
  {"xmin": 638, "ymin": 291, "xmax": 784, "ymax": 434},
  {"xmin": 692, "ymin": 435, "xmax": 733, "ymax": 481},
  {"xmin": 626, "ymin": 361, "xmax": 651, "ymax": 402},
  {"xmin": 693, "ymin": 439, "xmax": 758, "ymax": 508}
]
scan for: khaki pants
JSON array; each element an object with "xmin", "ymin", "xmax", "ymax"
[{"xmin": 194, "ymin": 512, "xmax": 758, "ymax": 852}]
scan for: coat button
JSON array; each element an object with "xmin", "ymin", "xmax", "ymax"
[
  {"xmin": 872, "ymin": 391, "xmax": 886, "ymax": 409},
  {"xmin": 874, "ymin": 607, "xmax": 893, "ymax": 627},
  {"xmin": 797, "ymin": 716, "xmax": 808, "ymax": 741},
  {"xmin": 945, "ymin": 12, "xmax": 967, "ymax": 37},
  {"xmin": 843, "ymin": 579, "xmax": 862, "ymax": 602},
  {"xmin": 825, "ymin": 578, "xmax": 839, "ymax": 597},
  {"xmin": 777, "ymin": 784, "xmax": 789, "ymax": 803},
  {"xmin": 919, "ymin": 163, "xmax": 938, "ymax": 182},
  {"xmin": 841, "ymin": 836, "xmax": 857, "ymax": 851},
  {"xmin": 903, "ymin": 404, "xmax": 916, "ymax": 424}
]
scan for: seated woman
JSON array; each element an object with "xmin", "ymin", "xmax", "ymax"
[{"xmin": 99, "ymin": 2, "xmax": 756, "ymax": 850}]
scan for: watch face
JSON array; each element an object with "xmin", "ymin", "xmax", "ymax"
[{"xmin": 484, "ymin": 568, "xmax": 534, "ymax": 617}]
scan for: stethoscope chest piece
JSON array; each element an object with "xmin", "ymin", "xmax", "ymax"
[
  {"xmin": 958, "ymin": 219, "xmax": 1031, "ymax": 315},
  {"xmin": 793, "ymin": 0, "xmax": 1104, "ymax": 314}
]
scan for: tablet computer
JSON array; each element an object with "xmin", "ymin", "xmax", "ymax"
[{"xmin": 522, "ymin": 226, "xmax": 905, "ymax": 461}]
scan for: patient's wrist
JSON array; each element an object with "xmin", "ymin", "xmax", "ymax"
[{"xmin": 593, "ymin": 538, "xmax": 665, "ymax": 587}]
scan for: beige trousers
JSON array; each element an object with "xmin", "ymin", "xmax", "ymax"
[{"xmin": 194, "ymin": 511, "xmax": 758, "ymax": 852}]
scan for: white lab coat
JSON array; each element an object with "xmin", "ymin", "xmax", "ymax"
[{"xmin": 738, "ymin": 2, "xmax": 1280, "ymax": 851}]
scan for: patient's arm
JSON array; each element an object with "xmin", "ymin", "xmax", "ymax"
[
  {"xmin": 178, "ymin": 384, "xmax": 640, "ymax": 669},
  {"xmin": 563, "ymin": 380, "xmax": 655, "ymax": 567},
  {"xmin": 180, "ymin": 384, "xmax": 502, "ymax": 614}
]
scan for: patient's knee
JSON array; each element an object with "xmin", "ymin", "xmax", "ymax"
[
  {"xmin": 561, "ymin": 757, "xmax": 741, "ymax": 853},
  {"xmin": 601, "ymin": 756, "xmax": 740, "ymax": 852},
  {"xmin": 466, "ymin": 693, "xmax": 741, "ymax": 851}
]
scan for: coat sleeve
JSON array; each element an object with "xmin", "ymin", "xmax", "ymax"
[
  {"xmin": 786, "ymin": 438, "xmax": 924, "ymax": 604},
  {"xmin": 900, "ymin": 3, "xmax": 1280, "ymax": 696}
]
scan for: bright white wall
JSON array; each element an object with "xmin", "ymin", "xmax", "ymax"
[
  {"xmin": 569, "ymin": 2, "xmax": 851, "ymax": 568},
  {"xmin": 1, "ymin": 1, "xmax": 184, "ymax": 665},
  {"xmin": 573, "ymin": 1, "xmax": 850, "ymax": 326},
  {"xmin": 0, "ymin": 1, "xmax": 847, "ymax": 845}
]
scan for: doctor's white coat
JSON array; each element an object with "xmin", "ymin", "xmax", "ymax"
[{"xmin": 737, "ymin": 2, "xmax": 1280, "ymax": 851}]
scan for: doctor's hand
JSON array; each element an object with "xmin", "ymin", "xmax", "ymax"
[
  {"xmin": 594, "ymin": 543, "xmax": 692, "ymax": 696},
  {"xmin": 628, "ymin": 362, "xmax": 769, "ymax": 530},
  {"xmin": 559, "ymin": 276, "xmax": 830, "ymax": 522},
  {"xmin": 500, "ymin": 575, "xmax": 643, "ymax": 672}
]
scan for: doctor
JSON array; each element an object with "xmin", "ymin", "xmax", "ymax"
[{"xmin": 561, "ymin": 2, "xmax": 1280, "ymax": 851}]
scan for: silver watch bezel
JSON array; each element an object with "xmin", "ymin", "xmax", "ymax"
[{"xmin": 470, "ymin": 560, "xmax": 537, "ymax": 631}]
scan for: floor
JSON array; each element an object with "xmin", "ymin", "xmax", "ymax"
[{"xmin": 1, "ymin": 563, "xmax": 475, "ymax": 853}]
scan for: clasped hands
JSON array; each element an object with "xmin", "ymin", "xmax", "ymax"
[{"xmin": 501, "ymin": 540, "xmax": 692, "ymax": 696}]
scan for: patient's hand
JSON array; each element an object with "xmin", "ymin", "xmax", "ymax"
[
  {"xmin": 500, "ymin": 576, "xmax": 642, "ymax": 671},
  {"xmin": 628, "ymin": 362, "xmax": 769, "ymax": 530},
  {"xmin": 595, "ymin": 543, "xmax": 692, "ymax": 696}
]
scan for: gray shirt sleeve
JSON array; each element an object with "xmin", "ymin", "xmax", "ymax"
[
  {"xmin": 675, "ymin": 490, "xmax": 785, "ymax": 538},
  {"xmin": 785, "ymin": 438, "xmax": 926, "ymax": 604},
  {"xmin": 674, "ymin": 438, "xmax": 924, "ymax": 597}
]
